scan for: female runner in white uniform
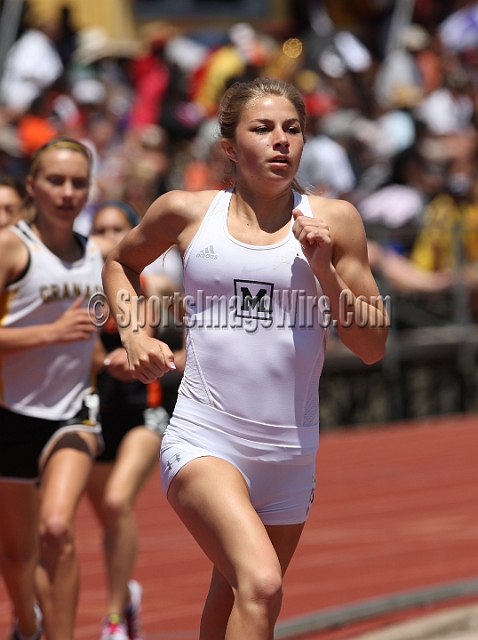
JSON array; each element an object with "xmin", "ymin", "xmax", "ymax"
[
  {"xmin": 0, "ymin": 138, "xmax": 103, "ymax": 640},
  {"xmin": 161, "ymin": 187, "xmax": 326, "ymax": 525},
  {"xmin": 102, "ymin": 77, "xmax": 389, "ymax": 639}
]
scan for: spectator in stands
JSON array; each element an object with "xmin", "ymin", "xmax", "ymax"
[
  {"xmin": 411, "ymin": 155, "xmax": 478, "ymax": 272},
  {"xmin": 192, "ymin": 22, "xmax": 269, "ymax": 116},
  {"xmin": 54, "ymin": 5, "xmax": 78, "ymax": 68},
  {"xmin": 296, "ymin": 102, "xmax": 356, "ymax": 198},
  {"xmin": 0, "ymin": 19, "xmax": 63, "ymax": 116},
  {"xmin": 128, "ymin": 22, "xmax": 173, "ymax": 129}
]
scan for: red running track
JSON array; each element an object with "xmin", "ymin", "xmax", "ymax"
[{"xmin": 1, "ymin": 413, "xmax": 478, "ymax": 640}]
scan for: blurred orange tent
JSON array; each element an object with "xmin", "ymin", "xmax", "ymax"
[{"xmin": 27, "ymin": 0, "xmax": 137, "ymax": 40}]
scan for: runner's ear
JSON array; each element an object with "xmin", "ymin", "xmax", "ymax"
[{"xmin": 221, "ymin": 139, "xmax": 237, "ymax": 164}]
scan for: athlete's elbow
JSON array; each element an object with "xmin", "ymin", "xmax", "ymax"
[
  {"xmin": 101, "ymin": 260, "xmax": 111, "ymax": 289},
  {"xmin": 359, "ymin": 339, "xmax": 387, "ymax": 365},
  {"xmin": 102, "ymin": 253, "xmax": 122, "ymax": 281},
  {"xmin": 360, "ymin": 349, "xmax": 385, "ymax": 365}
]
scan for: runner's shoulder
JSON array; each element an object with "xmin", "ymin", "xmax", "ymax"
[
  {"xmin": 151, "ymin": 189, "xmax": 222, "ymax": 223},
  {"xmin": 0, "ymin": 226, "xmax": 29, "ymax": 286},
  {"xmin": 307, "ymin": 194, "xmax": 360, "ymax": 224}
]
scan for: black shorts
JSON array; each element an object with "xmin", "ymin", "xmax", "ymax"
[
  {"xmin": 96, "ymin": 405, "xmax": 169, "ymax": 462},
  {"xmin": 0, "ymin": 395, "xmax": 102, "ymax": 482}
]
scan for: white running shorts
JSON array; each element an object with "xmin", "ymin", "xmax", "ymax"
[{"xmin": 160, "ymin": 396, "xmax": 318, "ymax": 525}]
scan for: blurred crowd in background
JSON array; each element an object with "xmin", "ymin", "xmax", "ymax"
[{"xmin": 3, "ymin": 0, "xmax": 478, "ymax": 313}]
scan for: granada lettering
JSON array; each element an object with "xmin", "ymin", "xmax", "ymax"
[{"xmin": 41, "ymin": 283, "xmax": 101, "ymax": 303}]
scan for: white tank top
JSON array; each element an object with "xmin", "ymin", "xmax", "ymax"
[
  {"xmin": 178, "ymin": 189, "xmax": 328, "ymax": 429},
  {"xmin": 0, "ymin": 220, "xmax": 103, "ymax": 420}
]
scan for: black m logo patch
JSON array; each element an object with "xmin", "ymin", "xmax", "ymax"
[{"xmin": 234, "ymin": 279, "xmax": 274, "ymax": 320}]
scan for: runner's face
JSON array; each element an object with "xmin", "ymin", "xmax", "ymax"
[
  {"xmin": 27, "ymin": 149, "xmax": 90, "ymax": 226},
  {"xmin": 0, "ymin": 186, "xmax": 23, "ymax": 228},
  {"xmin": 92, "ymin": 207, "xmax": 133, "ymax": 246},
  {"xmin": 225, "ymin": 96, "xmax": 304, "ymax": 187}
]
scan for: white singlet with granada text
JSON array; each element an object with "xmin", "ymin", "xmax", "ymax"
[{"xmin": 0, "ymin": 220, "xmax": 103, "ymax": 420}]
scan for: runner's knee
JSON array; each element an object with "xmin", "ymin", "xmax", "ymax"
[
  {"xmin": 38, "ymin": 514, "xmax": 73, "ymax": 553},
  {"xmin": 237, "ymin": 567, "xmax": 283, "ymax": 614},
  {"xmin": 102, "ymin": 490, "xmax": 132, "ymax": 524}
]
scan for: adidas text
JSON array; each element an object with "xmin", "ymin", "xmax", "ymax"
[{"xmin": 197, "ymin": 245, "xmax": 218, "ymax": 259}]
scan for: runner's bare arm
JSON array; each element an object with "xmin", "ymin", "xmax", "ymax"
[
  {"xmin": 293, "ymin": 198, "xmax": 388, "ymax": 364},
  {"xmin": 0, "ymin": 229, "xmax": 97, "ymax": 354},
  {"xmin": 102, "ymin": 190, "xmax": 216, "ymax": 382}
]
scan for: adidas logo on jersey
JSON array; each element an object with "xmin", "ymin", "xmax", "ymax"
[{"xmin": 196, "ymin": 245, "xmax": 218, "ymax": 259}]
